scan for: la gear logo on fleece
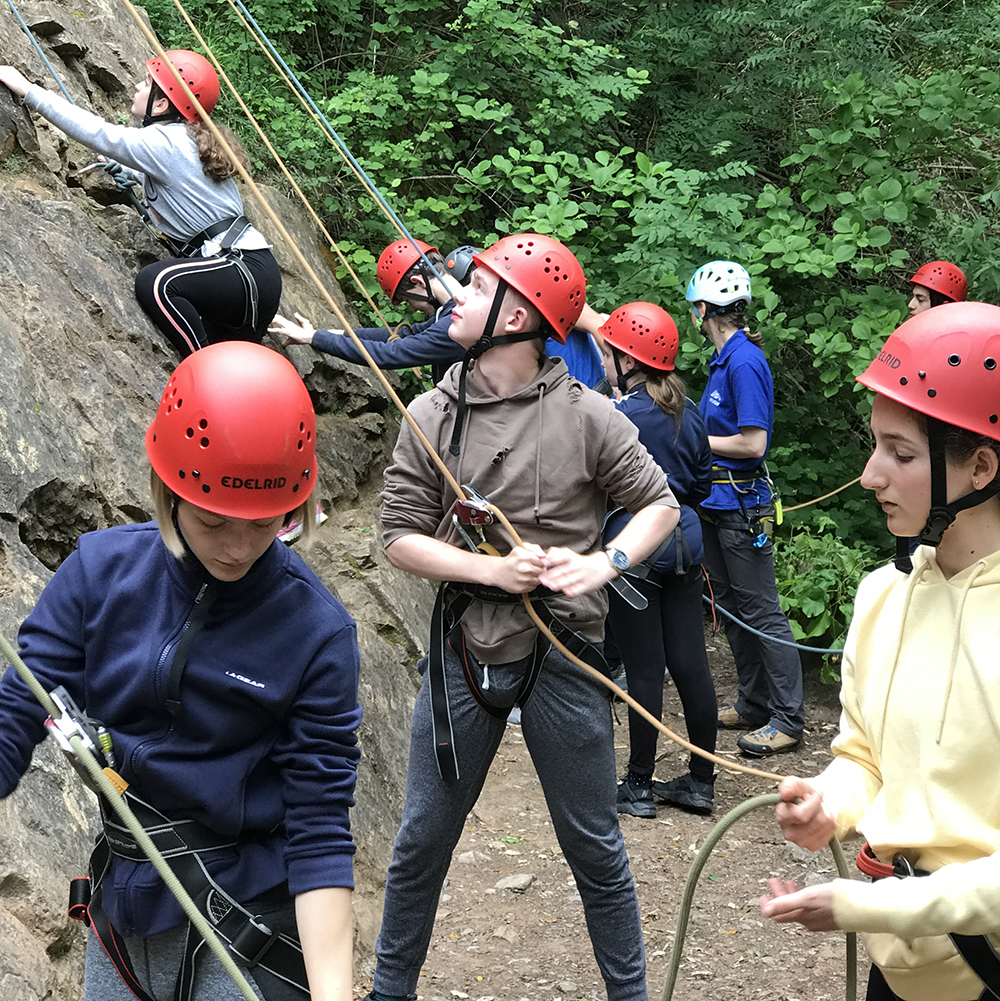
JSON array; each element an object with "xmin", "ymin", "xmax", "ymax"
[
  {"xmin": 226, "ymin": 670, "xmax": 265, "ymax": 690},
  {"xmin": 221, "ymin": 476, "xmax": 287, "ymax": 490}
]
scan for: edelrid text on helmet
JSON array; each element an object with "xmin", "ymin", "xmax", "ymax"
[
  {"xmin": 145, "ymin": 49, "xmax": 220, "ymax": 122},
  {"xmin": 472, "ymin": 234, "xmax": 585, "ymax": 343},
  {"xmin": 857, "ymin": 301, "xmax": 1000, "ymax": 442},
  {"xmin": 377, "ymin": 239, "xmax": 439, "ymax": 301},
  {"xmin": 599, "ymin": 302, "xmax": 679, "ymax": 371},
  {"xmin": 909, "ymin": 260, "xmax": 968, "ymax": 303},
  {"xmin": 146, "ymin": 342, "xmax": 316, "ymax": 519},
  {"xmin": 685, "ymin": 261, "xmax": 752, "ymax": 308}
]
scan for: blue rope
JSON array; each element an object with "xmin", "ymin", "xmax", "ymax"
[
  {"xmin": 229, "ymin": 0, "xmax": 445, "ymax": 285},
  {"xmin": 7, "ymin": 0, "xmax": 75, "ymax": 102},
  {"xmin": 704, "ymin": 594, "xmax": 844, "ymax": 655}
]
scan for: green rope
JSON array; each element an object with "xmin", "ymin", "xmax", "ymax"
[
  {"xmin": 661, "ymin": 792, "xmax": 857, "ymax": 1001},
  {"xmin": 0, "ymin": 632, "xmax": 262, "ymax": 1001}
]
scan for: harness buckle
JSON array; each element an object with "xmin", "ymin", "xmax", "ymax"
[{"xmin": 229, "ymin": 915, "xmax": 280, "ymax": 967}]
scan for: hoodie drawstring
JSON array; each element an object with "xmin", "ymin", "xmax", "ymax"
[{"xmin": 533, "ymin": 383, "xmax": 544, "ymax": 523}]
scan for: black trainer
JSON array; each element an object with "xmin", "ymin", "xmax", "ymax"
[
  {"xmin": 651, "ymin": 772, "xmax": 714, "ymax": 815},
  {"xmin": 617, "ymin": 773, "xmax": 656, "ymax": 818}
]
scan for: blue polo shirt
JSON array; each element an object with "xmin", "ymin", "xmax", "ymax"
[
  {"xmin": 698, "ymin": 329, "xmax": 774, "ymax": 510},
  {"xmin": 545, "ymin": 328, "xmax": 604, "ymax": 389}
]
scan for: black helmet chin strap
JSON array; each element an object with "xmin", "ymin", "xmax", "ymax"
[
  {"xmin": 142, "ymin": 85, "xmax": 175, "ymax": 128},
  {"xmin": 896, "ymin": 416, "xmax": 1000, "ymax": 573},
  {"xmin": 448, "ymin": 277, "xmax": 543, "ymax": 457},
  {"xmin": 611, "ymin": 350, "xmax": 631, "ymax": 395}
]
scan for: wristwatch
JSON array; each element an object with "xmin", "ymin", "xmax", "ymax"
[{"xmin": 604, "ymin": 546, "xmax": 630, "ymax": 574}]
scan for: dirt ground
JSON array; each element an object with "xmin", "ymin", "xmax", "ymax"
[{"xmin": 355, "ymin": 628, "xmax": 868, "ymax": 1001}]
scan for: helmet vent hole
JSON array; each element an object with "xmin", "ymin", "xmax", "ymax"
[
  {"xmin": 298, "ymin": 440, "xmax": 304, "ymax": 450},
  {"xmin": 536, "ymin": 291, "xmax": 542, "ymax": 298},
  {"xmin": 948, "ymin": 354, "xmax": 961, "ymax": 366},
  {"xmin": 167, "ymin": 405, "xmax": 172, "ymax": 414},
  {"xmin": 192, "ymin": 470, "xmax": 200, "ymax": 478},
  {"xmin": 199, "ymin": 419, "xmax": 208, "ymax": 429},
  {"xmin": 918, "ymin": 370, "xmax": 927, "ymax": 379},
  {"xmin": 992, "ymin": 415, "xmax": 999, "ymax": 424},
  {"xmin": 307, "ymin": 431, "xmax": 312, "ymax": 441},
  {"xmin": 176, "ymin": 399, "xmax": 183, "ymax": 408},
  {"xmin": 186, "ymin": 428, "xmax": 194, "ymax": 438},
  {"xmin": 178, "ymin": 470, "xmax": 186, "ymax": 479},
  {"xmin": 293, "ymin": 483, "xmax": 300, "ymax": 493},
  {"xmin": 202, "ymin": 485, "xmax": 211, "ymax": 494},
  {"xmin": 900, "ymin": 376, "xmax": 908, "ymax": 385},
  {"xmin": 927, "ymin": 389, "xmax": 937, "ymax": 397},
  {"xmin": 986, "ymin": 358, "xmax": 997, "ymax": 370},
  {"xmin": 299, "ymin": 422, "xmax": 305, "ymax": 432},
  {"xmin": 200, "ymin": 437, "xmax": 210, "ymax": 448}
]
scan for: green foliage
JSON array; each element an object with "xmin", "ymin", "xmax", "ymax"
[{"xmin": 773, "ymin": 520, "xmax": 878, "ymax": 682}]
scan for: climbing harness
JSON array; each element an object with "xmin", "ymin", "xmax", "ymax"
[
  {"xmin": 71, "ymin": 790, "xmax": 308, "ymax": 1001},
  {"xmin": 0, "ymin": 631, "xmax": 264, "ymax": 1001},
  {"xmin": 707, "ymin": 463, "xmax": 783, "ymax": 547},
  {"xmin": 660, "ymin": 793, "xmax": 856, "ymax": 1001},
  {"xmin": 856, "ymin": 842, "xmax": 1000, "ymax": 999}
]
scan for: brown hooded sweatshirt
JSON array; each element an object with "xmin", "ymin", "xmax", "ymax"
[{"xmin": 380, "ymin": 356, "xmax": 678, "ymax": 663}]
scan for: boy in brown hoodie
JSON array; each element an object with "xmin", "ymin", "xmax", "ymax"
[{"xmin": 371, "ymin": 234, "xmax": 679, "ymax": 1001}]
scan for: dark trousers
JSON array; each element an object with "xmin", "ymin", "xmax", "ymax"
[
  {"xmin": 866, "ymin": 965, "xmax": 901, "ymax": 1000},
  {"xmin": 607, "ymin": 567, "xmax": 717, "ymax": 782},
  {"xmin": 701, "ymin": 511, "xmax": 804, "ymax": 736},
  {"xmin": 135, "ymin": 248, "xmax": 282, "ymax": 357},
  {"xmin": 373, "ymin": 643, "xmax": 649, "ymax": 1001}
]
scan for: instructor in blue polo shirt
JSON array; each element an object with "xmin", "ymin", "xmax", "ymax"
[{"xmin": 686, "ymin": 261, "xmax": 804, "ymax": 757}]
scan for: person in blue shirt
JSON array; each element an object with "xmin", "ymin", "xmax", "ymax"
[
  {"xmin": 599, "ymin": 302, "xmax": 718, "ymax": 816},
  {"xmin": 687, "ymin": 261, "xmax": 804, "ymax": 757},
  {"xmin": 269, "ymin": 239, "xmax": 466, "ymax": 384}
]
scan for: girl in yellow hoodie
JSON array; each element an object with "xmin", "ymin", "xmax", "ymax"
[{"xmin": 760, "ymin": 301, "xmax": 1000, "ymax": 1001}]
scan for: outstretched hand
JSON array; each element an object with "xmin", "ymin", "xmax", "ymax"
[
  {"xmin": 0, "ymin": 66, "xmax": 31, "ymax": 99},
  {"xmin": 269, "ymin": 311, "xmax": 321, "ymax": 346},
  {"xmin": 759, "ymin": 878, "xmax": 837, "ymax": 931}
]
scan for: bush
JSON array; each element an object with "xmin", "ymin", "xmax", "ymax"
[{"xmin": 773, "ymin": 518, "xmax": 879, "ymax": 683}]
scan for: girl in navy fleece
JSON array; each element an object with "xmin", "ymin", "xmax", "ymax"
[
  {"xmin": 599, "ymin": 302, "xmax": 719, "ymax": 818},
  {"xmin": 0, "ymin": 343, "xmax": 360, "ymax": 1001}
]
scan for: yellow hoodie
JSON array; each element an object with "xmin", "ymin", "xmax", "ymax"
[{"xmin": 813, "ymin": 546, "xmax": 1000, "ymax": 1001}]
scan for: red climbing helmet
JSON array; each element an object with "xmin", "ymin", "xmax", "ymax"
[
  {"xmin": 857, "ymin": 301, "xmax": 1000, "ymax": 441},
  {"xmin": 599, "ymin": 302, "xmax": 679, "ymax": 371},
  {"xmin": 473, "ymin": 234, "xmax": 585, "ymax": 343},
  {"xmin": 145, "ymin": 49, "xmax": 220, "ymax": 121},
  {"xmin": 909, "ymin": 260, "xmax": 968, "ymax": 302},
  {"xmin": 146, "ymin": 342, "xmax": 316, "ymax": 519},
  {"xmin": 377, "ymin": 239, "xmax": 438, "ymax": 301}
]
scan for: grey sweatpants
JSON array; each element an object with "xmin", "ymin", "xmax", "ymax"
[
  {"xmin": 372, "ymin": 642, "xmax": 648, "ymax": 1001},
  {"xmin": 83, "ymin": 895, "xmax": 303, "ymax": 1001},
  {"xmin": 701, "ymin": 511, "xmax": 805, "ymax": 736}
]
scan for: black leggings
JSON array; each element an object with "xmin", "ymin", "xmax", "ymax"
[
  {"xmin": 866, "ymin": 965, "xmax": 901, "ymax": 1000},
  {"xmin": 606, "ymin": 567, "xmax": 717, "ymax": 781},
  {"xmin": 134, "ymin": 248, "xmax": 282, "ymax": 357}
]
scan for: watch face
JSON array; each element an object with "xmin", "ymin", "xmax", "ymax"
[{"xmin": 607, "ymin": 547, "xmax": 629, "ymax": 571}]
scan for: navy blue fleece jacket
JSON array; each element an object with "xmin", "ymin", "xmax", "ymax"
[
  {"xmin": 313, "ymin": 301, "xmax": 463, "ymax": 384},
  {"xmin": 0, "ymin": 522, "xmax": 361, "ymax": 936}
]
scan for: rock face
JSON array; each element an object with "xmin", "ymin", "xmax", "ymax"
[{"xmin": 0, "ymin": 3, "xmax": 433, "ymax": 997}]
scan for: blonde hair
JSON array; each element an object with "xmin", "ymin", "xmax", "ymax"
[{"xmin": 150, "ymin": 468, "xmax": 317, "ymax": 559}]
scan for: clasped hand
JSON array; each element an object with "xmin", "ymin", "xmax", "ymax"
[{"xmin": 490, "ymin": 545, "xmax": 614, "ymax": 597}]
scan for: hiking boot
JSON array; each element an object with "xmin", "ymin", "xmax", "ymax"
[
  {"xmin": 362, "ymin": 994, "xmax": 417, "ymax": 1001},
  {"xmin": 617, "ymin": 773, "xmax": 656, "ymax": 819},
  {"xmin": 717, "ymin": 703, "xmax": 767, "ymax": 730},
  {"xmin": 737, "ymin": 725, "xmax": 801, "ymax": 757},
  {"xmin": 651, "ymin": 772, "xmax": 715, "ymax": 815}
]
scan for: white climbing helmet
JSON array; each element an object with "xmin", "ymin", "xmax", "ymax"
[{"xmin": 685, "ymin": 260, "xmax": 752, "ymax": 307}]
